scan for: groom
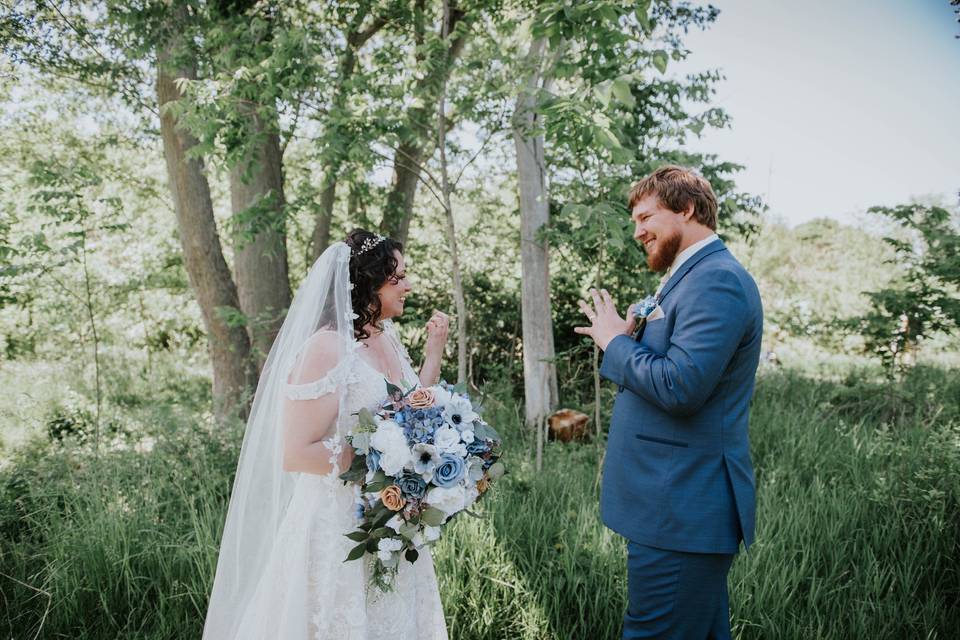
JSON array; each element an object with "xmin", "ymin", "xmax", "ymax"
[{"xmin": 575, "ymin": 165, "xmax": 762, "ymax": 639}]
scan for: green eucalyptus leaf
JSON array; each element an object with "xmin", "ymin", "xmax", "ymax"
[
  {"xmin": 357, "ymin": 408, "xmax": 377, "ymax": 430},
  {"xmin": 344, "ymin": 542, "xmax": 367, "ymax": 562},
  {"xmin": 420, "ymin": 507, "xmax": 446, "ymax": 527}
]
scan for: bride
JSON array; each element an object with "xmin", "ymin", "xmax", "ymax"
[{"xmin": 203, "ymin": 229, "xmax": 451, "ymax": 639}]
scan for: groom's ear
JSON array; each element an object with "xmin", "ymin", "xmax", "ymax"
[{"xmin": 681, "ymin": 203, "xmax": 696, "ymax": 221}]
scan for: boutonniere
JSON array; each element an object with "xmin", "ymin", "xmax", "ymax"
[
  {"xmin": 631, "ymin": 295, "xmax": 663, "ymax": 339},
  {"xmin": 634, "ymin": 295, "xmax": 658, "ymax": 321}
]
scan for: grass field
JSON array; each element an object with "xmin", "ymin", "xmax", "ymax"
[{"xmin": 1, "ymin": 360, "xmax": 958, "ymax": 639}]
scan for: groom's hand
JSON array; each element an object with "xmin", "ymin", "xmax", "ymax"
[{"xmin": 574, "ymin": 289, "xmax": 636, "ymax": 351}]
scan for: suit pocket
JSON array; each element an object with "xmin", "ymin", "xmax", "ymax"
[{"xmin": 635, "ymin": 433, "xmax": 689, "ymax": 448}]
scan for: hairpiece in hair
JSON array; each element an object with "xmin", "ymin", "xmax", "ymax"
[{"xmin": 352, "ymin": 234, "xmax": 386, "ymax": 256}]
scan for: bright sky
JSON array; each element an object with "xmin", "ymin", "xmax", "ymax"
[{"xmin": 676, "ymin": 0, "xmax": 960, "ymax": 227}]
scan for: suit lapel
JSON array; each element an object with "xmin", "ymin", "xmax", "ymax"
[{"xmin": 657, "ymin": 240, "xmax": 727, "ymax": 304}]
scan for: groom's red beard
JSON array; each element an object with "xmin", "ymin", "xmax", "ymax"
[{"xmin": 645, "ymin": 231, "xmax": 682, "ymax": 272}]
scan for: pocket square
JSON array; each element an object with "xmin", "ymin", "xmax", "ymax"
[{"xmin": 631, "ymin": 303, "xmax": 664, "ymax": 340}]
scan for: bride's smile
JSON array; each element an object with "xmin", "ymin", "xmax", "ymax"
[{"xmin": 377, "ymin": 251, "xmax": 412, "ymax": 319}]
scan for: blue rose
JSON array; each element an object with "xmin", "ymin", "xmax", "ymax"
[
  {"xmin": 396, "ymin": 471, "xmax": 427, "ymax": 498},
  {"xmin": 366, "ymin": 449, "xmax": 381, "ymax": 473},
  {"xmin": 433, "ymin": 453, "xmax": 466, "ymax": 488}
]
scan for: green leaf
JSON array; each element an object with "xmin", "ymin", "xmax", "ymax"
[
  {"xmin": 487, "ymin": 461, "xmax": 506, "ymax": 481},
  {"xmin": 339, "ymin": 466, "xmax": 365, "ymax": 483},
  {"xmin": 385, "ymin": 379, "xmax": 402, "ymax": 397},
  {"xmin": 356, "ymin": 408, "xmax": 377, "ymax": 430},
  {"xmin": 594, "ymin": 126, "xmax": 622, "ymax": 151},
  {"xmin": 635, "ymin": 2, "xmax": 652, "ymax": 32},
  {"xmin": 339, "ymin": 453, "xmax": 368, "ymax": 483},
  {"xmin": 345, "ymin": 530, "xmax": 369, "ymax": 542},
  {"xmin": 370, "ymin": 527, "xmax": 392, "ymax": 539},
  {"xmin": 474, "ymin": 422, "xmax": 501, "ymax": 442},
  {"xmin": 344, "ymin": 542, "xmax": 367, "ymax": 562},
  {"xmin": 404, "ymin": 548, "xmax": 419, "ymax": 563},
  {"xmin": 420, "ymin": 507, "xmax": 446, "ymax": 527},
  {"xmin": 652, "ymin": 50, "xmax": 668, "ymax": 74},
  {"xmin": 611, "ymin": 79, "xmax": 636, "ymax": 108},
  {"xmin": 595, "ymin": 81, "xmax": 613, "ymax": 109},
  {"xmin": 372, "ymin": 507, "xmax": 396, "ymax": 529}
]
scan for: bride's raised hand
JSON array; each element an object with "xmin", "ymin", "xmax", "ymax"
[{"xmin": 424, "ymin": 311, "xmax": 450, "ymax": 359}]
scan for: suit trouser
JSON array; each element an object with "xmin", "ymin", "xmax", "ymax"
[{"xmin": 623, "ymin": 542, "xmax": 734, "ymax": 640}]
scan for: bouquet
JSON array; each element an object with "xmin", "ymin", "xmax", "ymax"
[{"xmin": 339, "ymin": 380, "xmax": 504, "ymax": 589}]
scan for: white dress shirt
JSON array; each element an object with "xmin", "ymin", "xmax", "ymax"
[{"xmin": 654, "ymin": 233, "xmax": 719, "ymax": 298}]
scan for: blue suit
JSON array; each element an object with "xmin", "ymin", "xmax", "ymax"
[{"xmin": 599, "ymin": 240, "xmax": 762, "ymax": 638}]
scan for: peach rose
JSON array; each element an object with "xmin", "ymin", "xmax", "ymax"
[
  {"xmin": 380, "ymin": 485, "xmax": 407, "ymax": 511},
  {"xmin": 408, "ymin": 388, "xmax": 436, "ymax": 409}
]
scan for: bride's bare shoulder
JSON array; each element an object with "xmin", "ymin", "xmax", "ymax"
[{"xmin": 290, "ymin": 330, "xmax": 355, "ymax": 383}]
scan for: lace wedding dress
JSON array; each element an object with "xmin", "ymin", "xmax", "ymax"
[{"xmin": 203, "ymin": 243, "xmax": 448, "ymax": 640}]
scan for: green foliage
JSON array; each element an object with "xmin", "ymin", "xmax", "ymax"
[
  {"xmin": 845, "ymin": 203, "xmax": 960, "ymax": 374},
  {"xmin": 732, "ymin": 218, "xmax": 896, "ymax": 352},
  {"xmin": 1, "ymin": 365, "xmax": 958, "ymax": 638}
]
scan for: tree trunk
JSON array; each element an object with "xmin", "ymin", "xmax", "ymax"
[
  {"xmin": 512, "ymin": 36, "xmax": 558, "ymax": 436},
  {"xmin": 438, "ymin": 0, "xmax": 468, "ymax": 384},
  {"xmin": 157, "ymin": 43, "xmax": 253, "ymax": 422},
  {"xmin": 311, "ymin": 178, "xmax": 337, "ymax": 261},
  {"xmin": 381, "ymin": 141, "xmax": 426, "ymax": 246},
  {"xmin": 379, "ymin": 5, "xmax": 469, "ymax": 246},
  {"xmin": 311, "ymin": 14, "xmax": 387, "ymax": 259},
  {"xmin": 230, "ymin": 110, "xmax": 292, "ymax": 372}
]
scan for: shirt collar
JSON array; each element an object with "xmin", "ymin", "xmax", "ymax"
[{"xmin": 668, "ymin": 233, "xmax": 719, "ymax": 278}]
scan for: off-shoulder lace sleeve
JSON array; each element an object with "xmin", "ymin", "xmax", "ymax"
[{"xmin": 284, "ymin": 336, "xmax": 362, "ymax": 400}]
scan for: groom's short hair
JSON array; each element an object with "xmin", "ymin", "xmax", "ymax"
[{"xmin": 628, "ymin": 165, "xmax": 718, "ymax": 231}]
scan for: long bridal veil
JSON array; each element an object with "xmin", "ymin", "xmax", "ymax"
[{"xmin": 203, "ymin": 242, "xmax": 356, "ymax": 639}]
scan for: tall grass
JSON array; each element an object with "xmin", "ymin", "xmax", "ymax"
[{"xmin": 1, "ymin": 365, "xmax": 957, "ymax": 639}]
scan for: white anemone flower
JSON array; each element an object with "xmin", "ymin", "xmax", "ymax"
[
  {"xmin": 412, "ymin": 442, "xmax": 441, "ymax": 480},
  {"xmin": 442, "ymin": 395, "xmax": 478, "ymax": 431}
]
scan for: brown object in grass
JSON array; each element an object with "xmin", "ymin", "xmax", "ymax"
[{"xmin": 547, "ymin": 409, "xmax": 591, "ymax": 443}]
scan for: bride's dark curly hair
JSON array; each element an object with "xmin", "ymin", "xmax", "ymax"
[{"xmin": 345, "ymin": 228, "xmax": 404, "ymax": 341}]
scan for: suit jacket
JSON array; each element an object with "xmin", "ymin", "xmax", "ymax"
[{"xmin": 599, "ymin": 240, "xmax": 762, "ymax": 554}]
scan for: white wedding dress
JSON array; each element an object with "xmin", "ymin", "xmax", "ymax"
[{"xmin": 203, "ymin": 243, "xmax": 448, "ymax": 640}]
